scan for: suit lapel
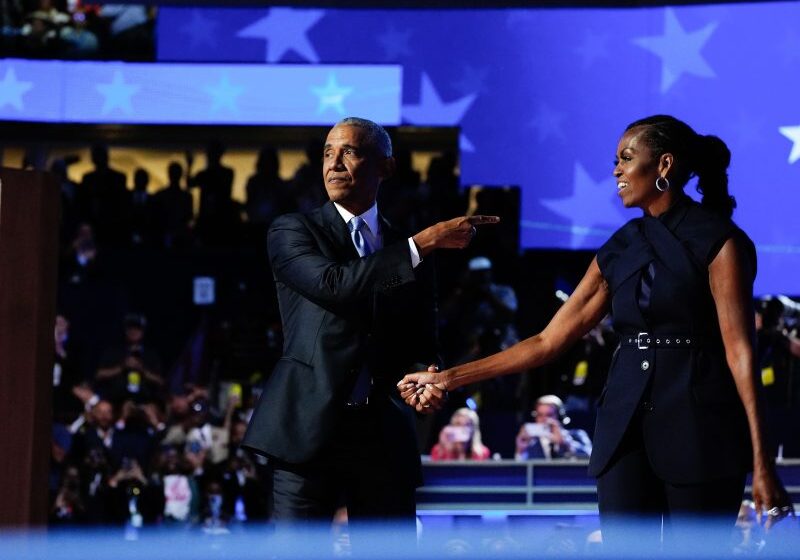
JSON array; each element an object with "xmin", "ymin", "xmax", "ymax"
[{"xmin": 321, "ymin": 201, "xmax": 359, "ymax": 260}]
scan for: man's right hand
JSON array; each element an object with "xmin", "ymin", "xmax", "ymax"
[{"xmin": 412, "ymin": 215, "xmax": 500, "ymax": 257}]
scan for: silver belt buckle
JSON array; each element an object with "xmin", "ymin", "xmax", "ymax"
[{"xmin": 637, "ymin": 332, "xmax": 650, "ymax": 350}]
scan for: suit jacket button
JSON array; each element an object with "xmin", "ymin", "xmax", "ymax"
[{"xmin": 641, "ymin": 360, "xmax": 650, "ymax": 371}]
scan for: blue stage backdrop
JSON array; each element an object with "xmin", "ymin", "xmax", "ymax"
[
  {"xmin": 1, "ymin": 4, "xmax": 798, "ymax": 294},
  {"xmin": 158, "ymin": 3, "xmax": 800, "ymax": 295}
]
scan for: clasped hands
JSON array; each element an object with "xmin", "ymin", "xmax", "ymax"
[{"xmin": 397, "ymin": 366, "xmax": 449, "ymax": 414}]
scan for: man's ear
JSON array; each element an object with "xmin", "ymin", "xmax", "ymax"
[
  {"xmin": 380, "ymin": 156, "xmax": 396, "ymax": 181},
  {"xmin": 659, "ymin": 152, "xmax": 674, "ymax": 177}
]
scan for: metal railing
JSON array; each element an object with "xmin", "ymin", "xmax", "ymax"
[{"xmin": 417, "ymin": 458, "xmax": 800, "ymax": 511}]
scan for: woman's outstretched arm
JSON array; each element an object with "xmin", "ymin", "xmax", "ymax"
[{"xmin": 399, "ymin": 257, "xmax": 610, "ymax": 411}]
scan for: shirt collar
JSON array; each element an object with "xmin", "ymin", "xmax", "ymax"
[{"xmin": 333, "ymin": 202, "xmax": 380, "ymax": 236}]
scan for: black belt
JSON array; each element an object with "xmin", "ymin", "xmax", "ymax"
[{"xmin": 620, "ymin": 332, "xmax": 700, "ymax": 349}]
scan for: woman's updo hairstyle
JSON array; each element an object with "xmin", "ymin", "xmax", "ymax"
[{"xmin": 625, "ymin": 115, "xmax": 736, "ymax": 218}]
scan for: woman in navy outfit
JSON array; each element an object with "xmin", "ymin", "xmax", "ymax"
[{"xmin": 400, "ymin": 115, "xmax": 793, "ymax": 549}]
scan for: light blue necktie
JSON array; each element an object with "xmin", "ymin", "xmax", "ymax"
[
  {"xmin": 347, "ymin": 215, "xmax": 373, "ymax": 404},
  {"xmin": 348, "ymin": 215, "xmax": 374, "ymax": 257}
]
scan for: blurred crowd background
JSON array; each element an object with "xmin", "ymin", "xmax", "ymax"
[{"xmin": 2, "ymin": 0, "xmax": 800, "ymax": 535}]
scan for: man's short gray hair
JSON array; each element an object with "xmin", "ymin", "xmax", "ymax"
[{"xmin": 336, "ymin": 117, "xmax": 392, "ymax": 157}]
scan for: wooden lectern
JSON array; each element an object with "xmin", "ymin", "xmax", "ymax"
[{"xmin": 0, "ymin": 168, "xmax": 60, "ymax": 526}]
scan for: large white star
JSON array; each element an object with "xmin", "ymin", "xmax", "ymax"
[
  {"xmin": 237, "ymin": 8, "xmax": 325, "ymax": 63},
  {"xmin": 204, "ymin": 74, "xmax": 245, "ymax": 114},
  {"xmin": 632, "ymin": 8, "xmax": 718, "ymax": 93},
  {"xmin": 540, "ymin": 162, "xmax": 629, "ymax": 249},
  {"xmin": 0, "ymin": 67, "xmax": 33, "ymax": 111},
  {"xmin": 402, "ymin": 73, "xmax": 477, "ymax": 151},
  {"xmin": 311, "ymin": 73, "xmax": 353, "ymax": 116},
  {"xmin": 779, "ymin": 125, "xmax": 800, "ymax": 164}
]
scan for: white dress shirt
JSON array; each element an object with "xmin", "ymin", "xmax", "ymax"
[{"xmin": 332, "ymin": 202, "xmax": 422, "ymax": 267}]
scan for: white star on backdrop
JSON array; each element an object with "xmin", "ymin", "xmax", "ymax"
[
  {"xmin": 311, "ymin": 73, "xmax": 353, "ymax": 116},
  {"xmin": 402, "ymin": 73, "xmax": 477, "ymax": 152},
  {"xmin": 632, "ymin": 8, "xmax": 718, "ymax": 93},
  {"xmin": 237, "ymin": 8, "xmax": 325, "ymax": 63},
  {"xmin": 529, "ymin": 102, "xmax": 567, "ymax": 143},
  {"xmin": 180, "ymin": 10, "xmax": 219, "ymax": 49},
  {"xmin": 377, "ymin": 25, "xmax": 413, "ymax": 60},
  {"xmin": 540, "ymin": 162, "xmax": 628, "ymax": 248},
  {"xmin": 204, "ymin": 74, "xmax": 245, "ymax": 114},
  {"xmin": 0, "ymin": 67, "xmax": 33, "ymax": 111},
  {"xmin": 96, "ymin": 71, "xmax": 140, "ymax": 115},
  {"xmin": 779, "ymin": 125, "xmax": 800, "ymax": 164}
]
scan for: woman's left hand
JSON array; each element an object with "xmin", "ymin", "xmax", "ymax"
[
  {"xmin": 397, "ymin": 371, "xmax": 447, "ymax": 413},
  {"xmin": 752, "ymin": 464, "xmax": 795, "ymax": 530}
]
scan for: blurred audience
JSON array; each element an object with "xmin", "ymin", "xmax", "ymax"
[
  {"xmin": 95, "ymin": 313, "xmax": 164, "ymax": 405},
  {"xmin": 515, "ymin": 395, "xmax": 592, "ymax": 460},
  {"xmin": 2, "ymin": 0, "xmax": 151, "ymax": 59},
  {"xmin": 431, "ymin": 408, "xmax": 491, "ymax": 461}
]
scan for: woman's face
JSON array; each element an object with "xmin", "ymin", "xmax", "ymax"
[
  {"xmin": 613, "ymin": 128, "xmax": 663, "ymax": 210},
  {"xmin": 451, "ymin": 413, "xmax": 475, "ymax": 434}
]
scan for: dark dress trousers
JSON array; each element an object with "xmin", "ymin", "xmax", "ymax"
[
  {"xmin": 590, "ymin": 196, "xmax": 754, "ymax": 485},
  {"xmin": 242, "ymin": 201, "xmax": 437, "ymax": 521}
]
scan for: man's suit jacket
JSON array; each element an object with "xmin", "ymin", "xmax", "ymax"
[{"xmin": 242, "ymin": 202, "xmax": 437, "ymax": 481}]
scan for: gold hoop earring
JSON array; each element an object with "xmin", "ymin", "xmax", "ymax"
[{"xmin": 655, "ymin": 176, "xmax": 670, "ymax": 192}]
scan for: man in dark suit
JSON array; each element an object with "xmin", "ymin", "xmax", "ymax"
[{"xmin": 242, "ymin": 117, "xmax": 497, "ymax": 539}]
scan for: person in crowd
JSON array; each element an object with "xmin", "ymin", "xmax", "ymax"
[
  {"xmin": 245, "ymin": 145, "xmax": 295, "ymax": 227},
  {"xmin": 290, "ymin": 138, "xmax": 328, "ymax": 212},
  {"xmin": 400, "ymin": 115, "xmax": 793, "ymax": 551},
  {"xmin": 151, "ymin": 445, "xmax": 199, "ymax": 524},
  {"xmin": 219, "ymin": 450, "xmax": 269, "ymax": 522},
  {"xmin": 430, "ymin": 407, "xmax": 491, "ymax": 461},
  {"xmin": 128, "ymin": 167, "xmax": 156, "ymax": 246},
  {"xmin": 60, "ymin": 222, "xmax": 98, "ymax": 287},
  {"xmin": 52, "ymin": 313, "xmax": 85, "ymax": 422},
  {"xmin": 187, "ymin": 140, "xmax": 238, "ymax": 245},
  {"xmin": 440, "ymin": 256, "xmax": 520, "ymax": 411},
  {"xmin": 78, "ymin": 445, "xmax": 114, "ymax": 523},
  {"xmin": 442, "ymin": 256, "xmax": 519, "ymax": 364},
  {"xmin": 152, "ymin": 161, "xmax": 194, "ymax": 249},
  {"xmin": 514, "ymin": 395, "xmax": 591, "ymax": 460},
  {"xmin": 240, "ymin": 116, "xmax": 497, "ymax": 545},
  {"xmin": 78, "ymin": 142, "xmax": 129, "ymax": 247},
  {"xmin": 58, "ymin": 8, "xmax": 99, "ymax": 58},
  {"xmin": 50, "ymin": 465, "xmax": 87, "ymax": 525},
  {"xmin": 95, "ymin": 313, "xmax": 164, "ymax": 405},
  {"xmin": 68, "ymin": 396, "xmax": 117, "ymax": 466},
  {"xmin": 106, "ymin": 456, "xmax": 164, "ymax": 526}
]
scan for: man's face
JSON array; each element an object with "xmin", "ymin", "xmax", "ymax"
[
  {"xmin": 322, "ymin": 125, "xmax": 391, "ymax": 214},
  {"xmin": 93, "ymin": 401, "xmax": 114, "ymax": 430},
  {"xmin": 535, "ymin": 403, "xmax": 559, "ymax": 424}
]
